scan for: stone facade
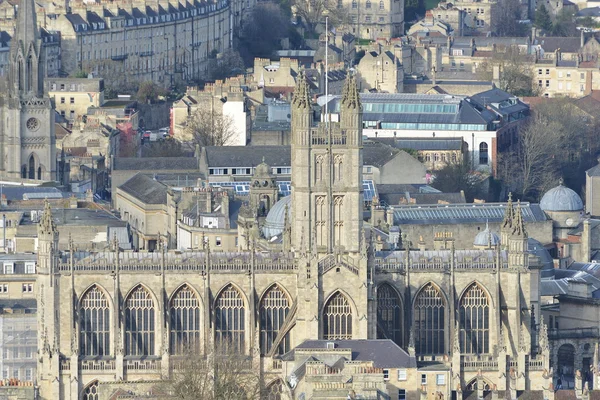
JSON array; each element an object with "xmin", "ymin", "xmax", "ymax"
[
  {"xmin": 30, "ymin": 75, "xmax": 553, "ymax": 400},
  {"xmin": 0, "ymin": 0, "xmax": 56, "ymax": 182},
  {"xmin": 47, "ymin": 78, "xmax": 104, "ymax": 123}
]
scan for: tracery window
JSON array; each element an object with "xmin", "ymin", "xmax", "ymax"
[
  {"xmin": 260, "ymin": 285, "xmax": 290, "ymax": 355},
  {"xmin": 459, "ymin": 283, "xmax": 490, "ymax": 354},
  {"xmin": 466, "ymin": 379, "xmax": 491, "ymax": 391},
  {"xmin": 333, "ymin": 154, "xmax": 343, "ymax": 183},
  {"xmin": 414, "ymin": 283, "xmax": 445, "ymax": 354},
  {"xmin": 79, "ymin": 286, "xmax": 110, "ymax": 356},
  {"xmin": 333, "ymin": 196, "xmax": 344, "ymax": 247},
  {"xmin": 82, "ymin": 381, "xmax": 99, "ymax": 400},
  {"xmin": 124, "ymin": 285, "xmax": 155, "ymax": 356},
  {"xmin": 315, "ymin": 196, "xmax": 326, "ymax": 247},
  {"xmin": 323, "ymin": 292, "xmax": 352, "ymax": 340},
  {"xmin": 377, "ymin": 284, "xmax": 402, "ymax": 347},
  {"xmin": 170, "ymin": 285, "xmax": 201, "ymax": 354},
  {"xmin": 265, "ymin": 379, "xmax": 283, "ymax": 400},
  {"xmin": 215, "ymin": 284, "xmax": 245, "ymax": 353},
  {"xmin": 315, "ymin": 154, "xmax": 324, "ymax": 183}
]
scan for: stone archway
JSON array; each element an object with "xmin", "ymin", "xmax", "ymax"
[{"xmin": 558, "ymin": 343, "xmax": 575, "ymax": 389}]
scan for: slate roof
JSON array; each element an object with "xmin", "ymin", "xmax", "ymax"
[
  {"xmin": 393, "ymin": 202, "xmax": 548, "ymax": 225},
  {"xmin": 293, "ymin": 339, "xmax": 414, "ymax": 368},
  {"xmin": 113, "ymin": 157, "xmax": 198, "ymax": 171},
  {"xmin": 533, "ymin": 36, "xmax": 582, "ymax": 53},
  {"xmin": 118, "ymin": 173, "xmax": 168, "ymax": 205},
  {"xmin": 363, "ymin": 142, "xmax": 400, "ymax": 168},
  {"xmin": 380, "ymin": 137, "xmax": 464, "ymax": 151},
  {"xmin": 0, "ymin": 186, "xmax": 63, "ymax": 201},
  {"xmin": 587, "ymin": 164, "xmax": 600, "ymax": 177},
  {"xmin": 204, "ymin": 146, "xmax": 291, "ymax": 168}
]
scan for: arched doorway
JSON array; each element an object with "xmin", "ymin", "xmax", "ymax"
[{"xmin": 557, "ymin": 343, "xmax": 575, "ymax": 389}]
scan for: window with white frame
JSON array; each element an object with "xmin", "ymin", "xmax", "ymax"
[
  {"xmin": 398, "ymin": 369, "xmax": 407, "ymax": 380},
  {"xmin": 398, "ymin": 390, "xmax": 406, "ymax": 400},
  {"xmin": 436, "ymin": 374, "xmax": 445, "ymax": 385},
  {"xmin": 3, "ymin": 263, "xmax": 13, "ymax": 274},
  {"xmin": 421, "ymin": 374, "xmax": 427, "ymax": 385},
  {"xmin": 383, "ymin": 369, "xmax": 390, "ymax": 381},
  {"xmin": 25, "ymin": 263, "xmax": 35, "ymax": 274}
]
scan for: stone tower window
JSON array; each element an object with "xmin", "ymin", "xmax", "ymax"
[
  {"xmin": 323, "ymin": 292, "xmax": 352, "ymax": 340},
  {"xmin": 377, "ymin": 283, "xmax": 402, "ymax": 347},
  {"xmin": 333, "ymin": 196, "xmax": 344, "ymax": 246},
  {"xmin": 124, "ymin": 285, "xmax": 155, "ymax": 356},
  {"xmin": 414, "ymin": 283, "xmax": 445, "ymax": 355},
  {"xmin": 315, "ymin": 196, "xmax": 326, "ymax": 247},
  {"xmin": 82, "ymin": 380, "xmax": 99, "ymax": 400},
  {"xmin": 169, "ymin": 284, "xmax": 201, "ymax": 355},
  {"xmin": 459, "ymin": 283, "xmax": 490, "ymax": 354},
  {"xmin": 215, "ymin": 284, "xmax": 245, "ymax": 353},
  {"xmin": 260, "ymin": 284, "xmax": 290, "ymax": 355},
  {"xmin": 79, "ymin": 285, "xmax": 110, "ymax": 356}
]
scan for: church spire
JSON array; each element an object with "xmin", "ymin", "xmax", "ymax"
[
  {"xmin": 292, "ymin": 71, "xmax": 311, "ymax": 110},
  {"xmin": 341, "ymin": 73, "xmax": 361, "ymax": 110},
  {"xmin": 38, "ymin": 200, "xmax": 56, "ymax": 235},
  {"xmin": 14, "ymin": 0, "xmax": 40, "ymax": 50},
  {"xmin": 502, "ymin": 192, "xmax": 514, "ymax": 229},
  {"xmin": 9, "ymin": 0, "xmax": 43, "ymax": 98},
  {"xmin": 511, "ymin": 200, "xmax": 527, "ymax": 238}
]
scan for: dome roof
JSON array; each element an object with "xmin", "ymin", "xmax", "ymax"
[
  {"xmin": 540, "ymin": 183, "xmax": 583, "ymax": 212},
  {"xmin": 262, "ymin": 196, "xmax": 291, "ymax": 239},
  {"xmin": 473, "ymin": 225, "xmax": 500, "ymax": 247}
]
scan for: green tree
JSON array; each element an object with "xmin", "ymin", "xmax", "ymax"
[
  {"xmin": 551, "ymin": 9, "xmax": 578, "ymax": 36},
  {"xmin": 534, "ymin": 4, "xmax": 553, "ymax": 31},
  {"xmin": 136, "ymin": 81, "xmax": 167, "ymax": 104},
  {"xmin": 239, "ymin": 3, "xmax": 289, "ymax": 64},
  {"xmin": 207, "ymin": 49, "xmax": 245, "ymax": 81}
]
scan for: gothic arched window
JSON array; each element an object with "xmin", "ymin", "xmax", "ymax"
[
  {"xmin": 414, "ymin": 283, "xmax": 445, "ymax": 355},
  {"xmin": 260, "ymin": 284, "xmax": 290, "ymax": 355},
  {"xmin": 170, "ymin": 285, "xmax": 201, "ymax": 355},
  {"xmin": 377, "ymin": 284, "xmax": 402, "ymax": 347},
  {"xmin": 265, "ymin": 379, "xmax": 283, "ymax": 400},
  {"xmin": 28, "ymin": 155, "xmax": 35, "ymax": 180},
  {"xmin": 323, "ymin": 292, "xmax": 352, "ymax": 340},
  {"xmin": 215, "ymin": 284, "xmax": 245, "ymax": 353},
  {"xmin": 333, "ymin": 196, "xmax": 344, "ymax": 247},
  {"xmin": 459, "ymin": 283, "xmax": 490, "ymax": 354},
  {"xmin": 79, "ymin": 285, "xmax": 110, "ymax": 356},
  {"xmin": 124, "ymin": 285, "xmax": 155, "ymax": 356},
  {"xmin": 82, "ymin": 381, "xmax": 99, "ymax": 400}
]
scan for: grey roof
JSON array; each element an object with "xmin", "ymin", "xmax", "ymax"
[
  {"xmin": 0, "ymin": 299, "xmax": 36, "ymax": 310},
  {"xmin": 0, "ymin": 186, "xmax": 63, "ymax": 201},
  {"xmin": 119, "ymin": 173, "xmax": 168, "ymax": 205},
  {"xmin": 46, "ymin": 208, "xmax": 126, "ymax": 227},
  {"xmin": 108, "ymin": 226, "xmax": 131, "ymax": 250},
  {"xmin": 533, "ymin": 36, "xmax": 582, "ymax": 53},
  {"xmin": 204, "ymin": 146, "xmax": 291, "ymax": 168},
  {"xmin": 293, "ymin": 339, "xmax": 414, "ymax": 368},
  {"xmin": 473, "ymin": 226, "xmax": 500, "ymax": 246},
  {"xmin": 393, "ymin": 202, "xmax": 548, "ymax": 225},
  {"xmin": 577, "ymin": 6, "xmax": 600, "ymax": 16},
  {"xmin": 541, "ymin": 268, "xmax": 600, "ymax": 297},
  {"xmin": 263, "ymin": 196, "xmax": 291, "ymax": 239},
  {"xmin": 363, "ymin": 143, "xmax": 400, "ymax": 168},
  {"xmin": 391, "ymin": 137, "xmax": 464, "ymax": 151},
  {"xmin": 113, "ymin": 157, "xmax": 199, "ymax": 171},
  {"xmin": 586, "ymin": 164, "xmax": 600, "ymax": 177},
  {"xmin": 539, "ymin": 184, "xmax": 583, "ymax": 212}
]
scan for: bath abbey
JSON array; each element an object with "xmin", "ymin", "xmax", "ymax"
[{"xmin": 30, "ymin": 74, "xmax": 562, "ymax": 400}]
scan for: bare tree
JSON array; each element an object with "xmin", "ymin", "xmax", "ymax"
[
  {"xmin": 431, "ymin": 159, "xmax": 486, "ymax": 202},
  {"xmin": 495, "ymin": 0, "xmax": 528, "ymax": 37},
  {"xmin": 477, "ymin": 46, "xmax": 541, "ymax": 97},
  {"xmin": 185, "ymin": 108, "xmax": 238, "ymax": 146},
  {"xmin": 292, "ymin": 0, "xmax": 349, "ymax": 34},
  {"xmin": 498, "ymin": 99, "xmax": 595, "ymax": 200},
  {"xmin": 167, "ymin": 342, "xmax": 262, "ymax": 400}
]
